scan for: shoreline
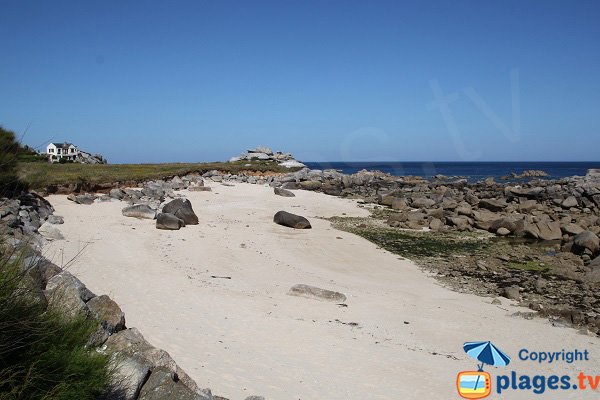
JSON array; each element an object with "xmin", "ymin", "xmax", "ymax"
[{"xmin": 42, "ymin": 182, "xmax": 600, "ymax": 399}]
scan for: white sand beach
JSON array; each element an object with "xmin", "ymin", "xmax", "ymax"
[{"xmin": 45, "ymin": 183, "xmax": 600, "ymax": 400}]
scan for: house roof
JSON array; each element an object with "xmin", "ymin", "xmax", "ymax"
[{"xmin": 50, "ymin": 142, "xmax": 76, "ymax": 149}]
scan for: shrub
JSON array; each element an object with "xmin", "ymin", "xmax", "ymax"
[
  {"xmin": 0, "ymin": 127, "xmax": 27, "ymax": 196},
  {"xmin": 0, "ymin": 244, "xmax": 111, "ymax": 400}
]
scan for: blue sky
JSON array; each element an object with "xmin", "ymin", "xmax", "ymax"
[{"xmin": 1, "ymin": 1, "xmax": 598, "ymax": 163}]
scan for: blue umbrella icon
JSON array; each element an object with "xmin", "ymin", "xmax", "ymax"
[
  {"xmin": 463, "ymin": 341, "xmax": 511, "ymax": 392},
  {"xmin": 464, "ymin": 341, "xmax": 511, "ymax": 371}
]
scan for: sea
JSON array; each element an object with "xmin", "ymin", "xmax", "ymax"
[{"xmin": 303, "ymin": 162, "xmax": 600, "ymax": 182}]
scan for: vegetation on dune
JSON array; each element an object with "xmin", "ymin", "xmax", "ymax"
[
  {"xmin": 18, "ymin": 160, "xmax": 297, "ymax": 190},
  {"xmin": 0, "ymin": 244, "xmax": 111, "ymax": 400}
]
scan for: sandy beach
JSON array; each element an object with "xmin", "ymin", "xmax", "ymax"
[{"xmin": 44, "ymin": 182, "xmax": 600, "ymax": 400}]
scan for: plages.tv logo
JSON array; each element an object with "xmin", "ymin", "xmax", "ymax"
[{"xmin": 457, "ymin": 341, "xmax": 511, "ymax": 399}]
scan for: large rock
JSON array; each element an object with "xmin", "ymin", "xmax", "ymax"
[
  {"xmin": 110, "ymin": 188, "xmax": 127, "ymax": 200},
  {"xmin": 298, "ymin": 181, "xmax": 322, "ymax": 191},
  {"xmin": 429, "ymin": 218, "xmax": 443, "ymax": 231},
  {"xmin": 447, "ymin": 216, "xmax": 472, "ymax": 231},
  {"xmin": 518, "ymin": 199, "xmax": 538, "ymax": 212},
  {"xmin": 110, "ymin": 353, "xmax": 152, "ymax": 400},
  {"xmin": 561, "ymin": 196, "xmax": 579, "ymax": 208},
  {"xmin": 45, "ymin": 271, "xmax": 95, "ymax": 319},
  {"xmin": 455, "ymin": 201, "xmax": 473, "ymax": 217},
  {"xmin": 411, "ymin": 197, "xmax": 436, "ymax": 209},
  {"xmin": 273, "ymin": 211, "xmax": 311, "ymax": 229},
  {"xmin": 572, "ymin": 231, "xmax": 600, "ymax": 255},
  {"xmin": 46, "ymin": 215, "xmax": 64, "ymax": 224},
  {"xmin": 281, "ymin": 182, "xmax": 298, "ymax": 190},
  {"xmin": 156, "ymin": 213, "xmax": 185, "ymax": 230},
  {"xmin": 279, "ymin": 159, "xmax": 306, "ymax": 168},
  {"xmin": 122, "ymin": 204, "xmax": 157, "ymax": 219},
  {"xmin": 274, "ymin": 187, "xmax": 295, "ymax": 197},
  {"xmin": 162, "ymin": 199, "xmax": 198, "ymax": 225},
  {"xmin": 391, "ymin": 198, "xmax": 408, "ymax": 210},
  {"xmin": 189, "ymin": 186, "xmax": 212, "ymax": 192},
  {"xmin": 138, "ymin": 367, "xmax": 206, "ymax": 400},
  {"xmin": 105, "ymin": 328, "xmax": 202, "ymax": 397},
  {"xmin": 142, "ymin": 183, "xmax": 166, "ymax": 200},
  {"xmin": 535, "ymin": 220, "xmax": 562, "ymax": 241},
  {"xmin": 496, "ymin": 227, "xmax": 511, "ymax": 236},
  {"xmin": 562, "ymin": 223, "xmax": 584, "ymax": 236},
  {"xmin": 288, "ymin": 284, "xmax": 346, "ymax": 302},
  {"xmin": 87, "ymin": 294, "xmax": 126, "ymax": 334},
  {"xmin": 490, "ymin": 216, "xmax": 522, "ymax": 234},
  {"xmin": 478, "ymin": 198, "xmax": 508, "ymax": 212},
  {"xmin": 508, "ymin": 186, "xmax": 545, "ymax": 199},
  {"xmin": 38, "ymin": 222, "xmax": 65, "ymax": 240},
  {"xmin": 68, "ymin": 193, "xmax": 97, "ymax": 205}
]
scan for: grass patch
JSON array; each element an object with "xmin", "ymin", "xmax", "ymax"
[
  {"xmin": 329, "ymin": 216, "xmax": 490, "ymax": 259},
  {"xmin": 0, "ymin": 245, "xmax": 111, "ymax": 399},
  {"xmin": 18, "ymin": 160, "xmax": 298, "ymax": 190},
  {"xmin": 506, "ymin": 261, "xmax": 549, "ymax": 272}
]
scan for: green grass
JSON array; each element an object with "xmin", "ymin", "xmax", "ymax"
[
  {"xmin": 0, "ymin": 245, "xmax": 111, "ymax": 400},
  {"xmin": 506, "ymin": 261, "xmax": 549, "ymax": 272},
  {"xmin": 18, "ymin": 160, "xmax": 297, "ymax": 190}
]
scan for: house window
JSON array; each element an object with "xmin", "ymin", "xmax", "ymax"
[
  {"xmin": 49, "ymin": 149, "xmax": 54, "ymax": 153},
  {"xmin": 57, "ymin": 149, "xmax": 61, "ymax": 154}
]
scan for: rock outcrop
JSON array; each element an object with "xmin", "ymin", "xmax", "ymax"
[{"xmin": 229, "ymin": 146, "xmax": 306, "ymax": 169}]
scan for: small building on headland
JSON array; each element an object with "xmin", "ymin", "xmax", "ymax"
[
  {"xmin": 46, "ymin": 142, "xmax": 79, "ymax": 162},
  {"xmin": 45, "ymin": 142, "xmax": 107, "ymax": 164}
]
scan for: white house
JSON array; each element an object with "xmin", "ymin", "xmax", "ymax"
[{"xmin": 46, "ymin": 142, "xmax": 80, "ymax": 162}]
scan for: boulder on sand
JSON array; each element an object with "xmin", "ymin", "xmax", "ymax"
[
  {"xmin": 273, "ymin": 211, "xmax": 311, "ymax": 229},
  {"xmin": 156, "ymin": 213, "xmax": 185, "ymax": 230},
  {"xmin": 162, "ymin": 199, "xmax": 198, "ymax": 225},
  {"xmin": 288, "ymin": 284, "xmax": 346, "ymax": 302},
  {"xmin": 122, "ymin": 204, "xmax": 156, "ymax": 220},
  {"xmin": 274, "ymin": 187, "xmax": 295, "ymax": 197}
]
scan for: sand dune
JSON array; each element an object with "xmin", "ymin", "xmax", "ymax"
[{"xmin": 45, "ymin": 183, "xmax": 600, "ymax": 399}]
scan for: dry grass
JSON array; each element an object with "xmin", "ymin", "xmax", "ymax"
[{"xmin": 18, "ymin": 160, "xmax": 296, "ymax": 189}]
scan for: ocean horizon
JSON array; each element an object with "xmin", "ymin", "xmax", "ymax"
[{"xmin": 304, "ymin": 161, "xmax": 600, "ymax": 181}]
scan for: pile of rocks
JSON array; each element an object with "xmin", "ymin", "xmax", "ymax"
[
  {"xmin": 77, "ymin": 150, "xmax": 107, "ymax": 164},
  {"xmin": 0, "ymin": 192, "xmax": 55, "ymax": 246},
  {"xmin": 156, "ymin": 198, "xmax": 199, "ymax": 230},
  {"xmin": 228, "ymin": 146, "xmax": 305, "ymax": 168}
]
